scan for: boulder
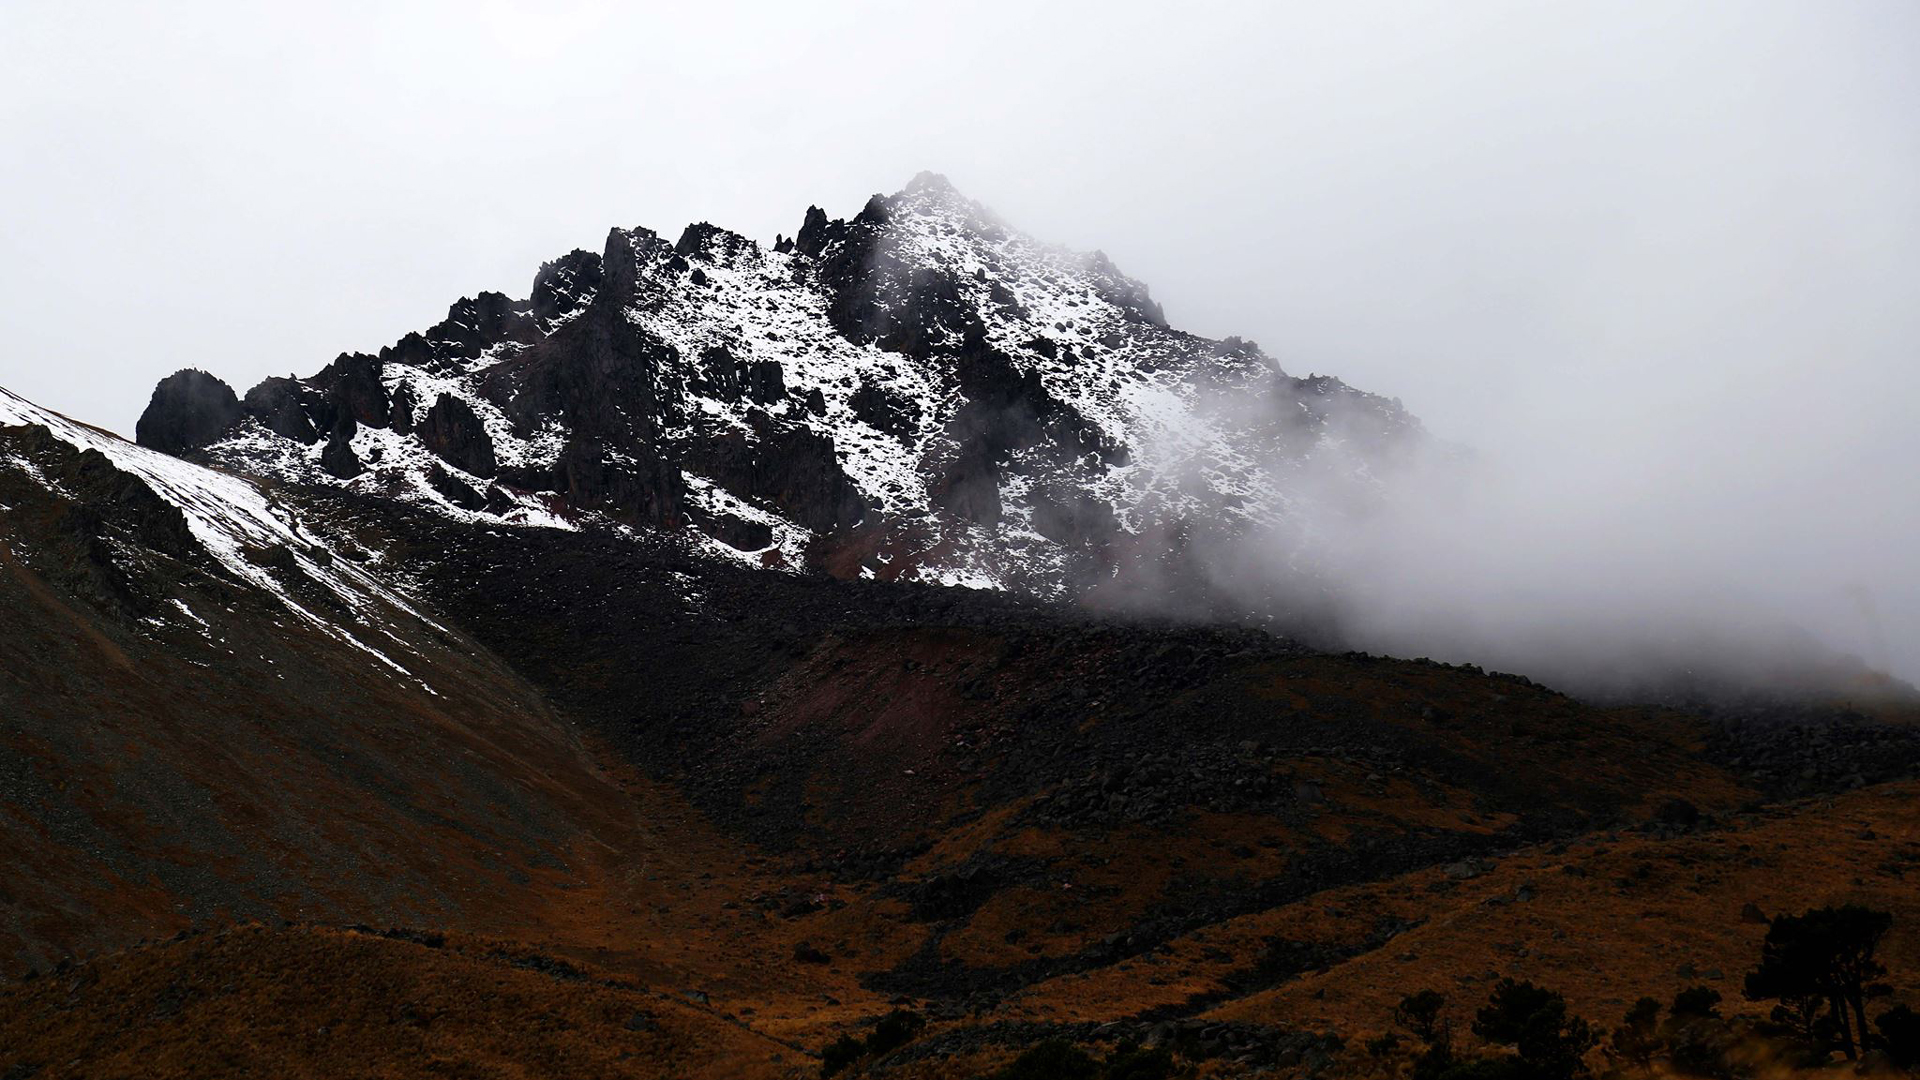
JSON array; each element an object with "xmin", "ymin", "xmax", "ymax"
[{"xmin": 135, "ymin": 369, "xmax": 242, "ymax": 453}]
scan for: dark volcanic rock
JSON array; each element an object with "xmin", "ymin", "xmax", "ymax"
[
  {"xmin": 136, "ymin": 369, "xmax": 242, "ymax": 453},
  {"xmin": 320, "ymin": 418, "xmax": 362, "ymax": 480},
  {"xmin": 423, "ymin": 292, "xmax": 540, "ymax": 363},
  {"xmin": 683, "ymin": 414, "xmax": 866, "ymax": 533},
  {"xmin": 419, "ymin": 394, "xmax": 496, "ymax": 478},
  {"xmin": 745, "ymin": 360, "xmax": 785, "ymax": 405},
  {"xmin": 311, "ymin": 353, "xmax": 391, "ymax": 429},
  {"xmin": 242, "ymin": 377, "xmax": 318, "ymax": 445},
  {"xmin": 530, "ymin": 249, "xmax": 604, "ymax": 324},
  {"xmin": 426, "ymin": 462, "xmax": 486, "ymax": 510},
  {"xmin": 850, "ymin": 381, "xmax": 919, "ymax": 442},
  {"xmin": 389, "ymin": 381, "xmax": 418, "ymax": 434},
  {"xmin": 558, "ymin": 437, "xmax": 683, "ymax": 529},
  {"xmin": 689, "ymin": 506, "xmax": 774, "ymax": 552},
  {"xmin": 484, "ymin": 228, "xmax": 678, "ymax": 449},
  {"xmin": 1, "ymin": 423, "xmax": 201, "ymax": 616}
]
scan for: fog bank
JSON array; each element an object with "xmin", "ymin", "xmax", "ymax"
[{"xmin": 3, "ymin": 1, "xmax": 1913, "ymax": 685}]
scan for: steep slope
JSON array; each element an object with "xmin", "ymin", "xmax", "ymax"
[
  {"xmin": 0, "ymin": 390, "xmax": 652, "ymax": 972},
  {"xmin": 10, "ymin": 381, "xmax": 1920, "ymax": 1076},
  {"xmin": 137, "ymin": 173, "xmax": 1421, "ymax": 609}
]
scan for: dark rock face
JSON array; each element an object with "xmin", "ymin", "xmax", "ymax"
[
  {"xmin": 1, "ymin": 424, "xmax": 200, "ymax": 616},
  {"xmin": 692, "ymin": 346, "xmax": 748, "ymax": 402},
  {"xmin": 422, "ymin": 293, "xmax": 541, "ymax": 364},
  {"xmin": 419, "ymin": 394, "xmax": 496, "ymax": 478},
  {"xmin": 929, "ymin": 348, "xmax": 1115, "ymax": 527},
  {"xmin": 320, "ymin": 418, "xmax": 362, "ymax": 479},
  {"xmin": 242, "ymin": 377, "xmax": 318, "ymax": 445},
  {"xmin": 795, "ymin": 205, "xmax": 834, "ymax": 259},
  {"xmin": 850, "ymin": 381, "xmax": 919, "ymax": 442},
  {"xmin": 682, "ymin": 413, "xmax": 865, "ymax": 534},
  {"xmin": 1084, "ymin": 250, "xmax": 1167, "ymax": 327},
  {"xmin": 308, "ymin": 353, "xmax": 390, "ymax": 431},
  {"xmin": 745, "ymin": 360, "xmax": 784, "ymax": 405},
  {"xmin": 689, "ymin": 506, "xmax": 773, "ymax": 552},
  {"xmin": 426, "ymin": 462, "xmax": 486, "ymax": 510},
  {"xmin": 389, "ymin": 381, "xmax": 418, "ymax": 434},
  {"xmin": 557, "ymin": 437, "xmax": 682, "ymax": 529},
  {"xmin": 675, "ymin": 222, "xmax": 754, "ymax": 262},
  {"xmin": 690, "ymin": 349, "xmax": 784, "ymax": 405},
  {"xmin": 136, "ymin": 369, "xmax": 242, "ymax": 453},
  {"xmin": 530, "ymin": 249, "xmax": 603, "ymax": 324},
  {"xmin": 485, "ymin": 228, "xmax": 678, "ymax": 447}
]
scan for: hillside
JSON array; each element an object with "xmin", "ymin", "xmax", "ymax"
[{"xmin": 3, "ymin": 177, "xmax": 1918, "ymax": 1078}]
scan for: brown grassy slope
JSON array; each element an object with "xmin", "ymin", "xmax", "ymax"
[
  {"xmin": 0, "ymin": 427, "xmax": 655, "ymax": 974},
  {"xmin": 0, "ymin": 925, "xmax": 796, "ymax": 1080},
  {"xmin": 1009, "ymin": 782, "xmax": 1920, "ymax": 1044},
  {"xmin": 8, "ymin": 784, "xmax": 1916, "ymax": 1080}
]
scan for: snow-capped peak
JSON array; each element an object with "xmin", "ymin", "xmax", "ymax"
[{"xmin": 129, "ymin": 175, "xmax": 1426, "ymax": 604}]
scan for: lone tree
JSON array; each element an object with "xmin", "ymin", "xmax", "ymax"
[
  {"xmin": 1395, "ymin": 989, "xmax": 1456, "ymax": 1080},
  {"xmin": 1472, "ymin": 979, "xmax": 1597, "ymax": 1080},
  {"xmin": 1607, "ymin": 998, "xmax": 1662, "ymax": 1076},
  {"xmin": 1743, "ymin": 905, "xmax": 1892, "ymax": 1060}
]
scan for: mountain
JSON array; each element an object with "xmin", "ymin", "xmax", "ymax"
[
  {"xmin": 6, "ymin": 178, "xmax": 1920, "ymax": 1078},
  {"xmin": 133, "ymin": 172, "xmax": 1421, "ymax": 613}
]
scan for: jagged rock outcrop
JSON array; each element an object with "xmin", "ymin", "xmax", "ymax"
[
  {"xmin": 320, "ymin": 417, "xmax": 362, "ymax": 479},
  {"xmin": 682, "ymin": 413, "xmax": 866, "ymax": 534},
  {"xmin": 0, "ymin": 421, "xmax": 199, "ymax": 616},
  {"xmin": 136, "ymin": 369, "xmax": 242, "ymax": 452},
  {"xmin": 419, "ymin": 393, "xmax": 495, "ymax": 478},
  {"xmin": 530, "ymin": 249, "xmax": 603, "ymax": 323},
  {"xmin": 311, "ymin": 353, "xmax": 391, "ymax": 429},
  {"xmin": 150, "ymin": 173, "xmax": 1426, "ymax": 602},
  {"xmin": 557, "ymin": 437, "xmax": 682, "ymax": 529},
  {"xmin": 243, "ymin": 376, "xmax": 319, "ymax": 444}
]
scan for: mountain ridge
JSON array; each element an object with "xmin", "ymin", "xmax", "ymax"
[{"xmin": 133, "ymin": 173, "xmax": 1424, "ymax": 610}]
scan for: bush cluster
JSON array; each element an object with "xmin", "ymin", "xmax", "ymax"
[{"xmin": 1376, "ymin": 905, "xmax": 1917, "ymax": 1078}]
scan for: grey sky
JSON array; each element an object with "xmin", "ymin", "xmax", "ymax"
[{"xmin": 3, "ymin": 1, "xmax": 1916, "ymax": 679}]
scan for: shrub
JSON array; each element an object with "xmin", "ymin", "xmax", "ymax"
[
  {"xmin": 866, "ymin": 1009, "xmax": 926, "ymax": 1056},
  {"xmin": 1877, "ymin": 1005, "xmax": 1920, "ymax": 1069},
  {"xmin": 820, "ymin": 1034, "xmax": 865, "ymax": 1078},
  {"xmin": 819, "ymin": 1008, "xmax": 926, "ymax": 1076},
  {"xmin": 1102, "ymin": 1041, "xmax": 1176, "ymax": 1080},
  {"xmin": 1472, "ymin": 979, "xmax": 1595, "ymax": 1080},
  {"xmin": 1398, "ymin": 989, "xmax": 1451, "ymax": 1046},
  {"xmin": 996, "ymin": 1040, "xmax": 1101, "ymax": 1080},
  {"xmin": 1608, "ymin": 998, "xmax": 1661, "ymax": 1075}
]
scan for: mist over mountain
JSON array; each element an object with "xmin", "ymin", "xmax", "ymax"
[
  {"xmin": 5, "ymin": 7, "xmax": 1920, "ymax": 1076},
  {"xmin": 107, "ymin": 173, "xmax": 1905, "ymax": 703}
]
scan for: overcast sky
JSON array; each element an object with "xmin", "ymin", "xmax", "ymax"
[{"xmin": 3, "ymin": 1, "xmax": 1916, "ymax": 679}]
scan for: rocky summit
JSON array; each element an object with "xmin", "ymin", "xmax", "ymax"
[{"xmin": 134, "ymin": 172, "xmax": 1420, "ymax": 608}]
